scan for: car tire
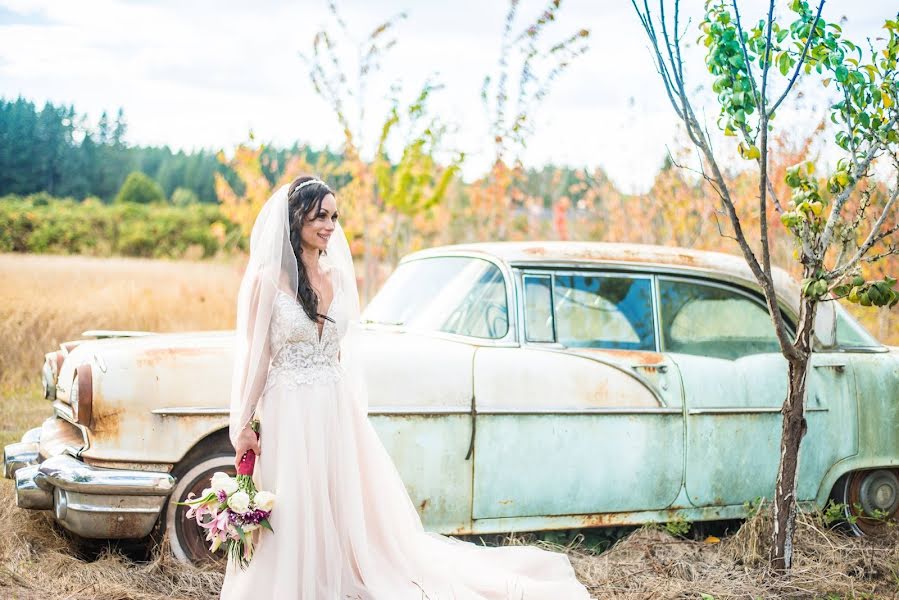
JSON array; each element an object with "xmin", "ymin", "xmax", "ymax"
[
  {"xmin": 839, "ymin": 468, "xmax": 899, "ymax": 536},
  {"xmin": 159, "ymin": 434, "xmax": 235, "ymax": 564}
]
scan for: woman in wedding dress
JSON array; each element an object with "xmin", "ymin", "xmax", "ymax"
[{"xmin": 220, "ymin": 175, "xmax": 592, "ymax": 600}]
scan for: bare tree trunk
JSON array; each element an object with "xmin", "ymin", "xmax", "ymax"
[{"xmin": 770, "ymin": 294, "xmax": 816, "ymax": 570}]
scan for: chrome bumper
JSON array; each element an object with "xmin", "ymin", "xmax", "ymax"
[
  {"xmin": 2, "ymin": 426, "xmax": 42, "ymax": 478},
  {"xmin": 5, "ymin": 430, "xmax": 176, "ymax": 539}
]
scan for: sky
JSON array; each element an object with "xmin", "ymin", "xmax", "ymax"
[{"xmin": 0, "ymin": 0, "xmax": 895, "ymax": 193}]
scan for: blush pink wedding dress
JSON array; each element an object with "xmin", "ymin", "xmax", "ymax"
[{"xmin": 220, "ymin": 269, "xmax": 593, "ymax": 599}]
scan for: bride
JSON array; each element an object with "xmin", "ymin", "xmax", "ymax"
[{"xmin": 220, "ymin": 175, "xmax": 592, "ymax": 599}]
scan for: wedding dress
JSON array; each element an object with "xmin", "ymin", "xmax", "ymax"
[{"xmin": 220, "ymin": 181, "xmax": 592, "ymax": 600}]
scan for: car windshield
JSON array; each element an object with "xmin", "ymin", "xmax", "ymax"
[{"xmin": 362, "ymin": 256, "xmax": 509, "ymax": 339}]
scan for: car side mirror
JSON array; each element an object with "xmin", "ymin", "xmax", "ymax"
[{"xmin": 814, "ymin": 299, "xmax": 836, "ymax": 348}]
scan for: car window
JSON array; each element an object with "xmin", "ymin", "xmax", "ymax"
[
  {"xmin": 834, "ymin": 304, "xmax": 882, "ymax": 348},
  {"xmin": 548, "ymin": 273, "xmax": 655, "ymax": 350},
  {"xmin": 362, "ymin": 257, "xmax": 509, "ymax": 339},
  {"xmin": 523, "ymin": 275, "xmax": 554, "ymax": 342},
  {"xmin": 659, "ymin": 279, "xmax": 780, "ymax": 360}
]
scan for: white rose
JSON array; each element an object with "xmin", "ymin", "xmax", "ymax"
[
  {"xmin": 201, "ymin": 487, "xmax": 214, "ymax": 498},
  {"xmin": 210, "ymin": 472, "xmax": 230, "ymax": 484},
  {"xmin": 254, "ymin": 491, "xmax": 276, "ymax": 512},
  {"xmin": 227, "ymin": 490, "xmax": 251, "ymax": 514},
  {"xmin": 212, "ymin": 475, "xmax": 239, "ymax": 495}
]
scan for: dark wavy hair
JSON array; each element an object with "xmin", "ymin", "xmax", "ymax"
[{"xmin": 287, "ymin": 175, "xmax": 336, "ymax": 326}]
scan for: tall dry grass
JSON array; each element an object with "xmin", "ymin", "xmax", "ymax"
[{"xmin": 0, "ymin": 253, "xmax": 242, "ymax": 447}]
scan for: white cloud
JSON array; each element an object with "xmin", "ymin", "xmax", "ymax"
[{"xmin": 0, "ymin": 0, "xmax": 895, "ymax": 192}]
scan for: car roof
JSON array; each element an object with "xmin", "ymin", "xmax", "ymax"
[{"xmin": 404, "ymin": 241, "xmax": 801, "ymax": 308}]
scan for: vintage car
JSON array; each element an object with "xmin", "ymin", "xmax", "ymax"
[{"xmin": 4, "ymin": 242, "xmax": 898, "ymax": 564}]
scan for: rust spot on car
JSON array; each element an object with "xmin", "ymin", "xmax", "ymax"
[
  {"xmin": 520, "ymin": 243, "xmax": 710, "ymax": 268},
  {"xmin": 91, "ymin": 408, "xmax": 124, "ymax": 436},
  {"xmin": 582, "ymin": 349, "xmax": 666, "ymax": 365},
  {"xmin": 135, "ymin": 347, "xmax": 216, "ymax": 367}
]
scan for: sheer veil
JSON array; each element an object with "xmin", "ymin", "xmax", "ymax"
[{"xmin": 228, "ymin": 182, "xmax": 367, "ymax": 447}]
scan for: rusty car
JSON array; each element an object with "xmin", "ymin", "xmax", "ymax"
[{"xmin": 4, "ymin": 241, "xmax": 897, "ymax": 564}]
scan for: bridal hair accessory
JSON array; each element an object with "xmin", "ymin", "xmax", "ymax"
[{"xmin": 294, "ymin": 178, "xmax": 327, "ymax": 192}]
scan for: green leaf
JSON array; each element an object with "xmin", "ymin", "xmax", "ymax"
[
  {"xmin": 835, "ymin": 65, "xmax": 849, "ymax": 82},
  {"xmin": 778, "ymin": 52, "xmax": 791, "ymax": 76},
  {"xmin": 832, "ymin": 284, "xmax": 851, "ymax": 297}
]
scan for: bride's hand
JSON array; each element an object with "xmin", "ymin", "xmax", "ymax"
[{"xmin": 234, "ymin": 426, "xmax": 262, "ymax": 470}]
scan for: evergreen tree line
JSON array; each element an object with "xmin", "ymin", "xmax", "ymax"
[{"xmin": 0, "ymin": 97, "xmax": 344, "ymax": 203}]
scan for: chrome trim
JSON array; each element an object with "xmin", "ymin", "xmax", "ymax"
[
  {"xmin": 689, "ymin": 407, "xmax": 781, "ymax": 415},
  {"xmin": 52, "ymin": 487, "xmax": 168, "ymax": 539},
  {"xmin": 477, "ymin": 407, "xmax": 683, "ymax": 415},
  {"xmin": 650, "ymin": 274, "xmax": 663, "ymax": 353},
  {"xmin": 516, "ymin": 266, "xmax": 658, "ymax": 349},
  {"xmin": 42, "ymin": 359, "xmax": 56, "ymax": 400},
  {"xmin": 151, "ymin": 406, "xmax": 231, "ymax": 417},
  {"xmin": 81, "ymin": 329, "xmax": 155, "ymax": 339},
  {"xmin": 688, "ymin": 406, "xmax": 829, "ymax": 415},
  {"xmin": 93, "ymin": 352, "xmax": 107, "ymax": 373},
  {"xmin": 21, "ymin": 426, "xmax": 42, "ymax": 444},
  {"xmin": 3, "ymin": 441, "xmax": 39, "ymax": 479},
  {"xmin": 63, "ymin": 498, "xmax": 161, "ymax": 514},
  {"xmin": 367, "ymin": 406, "xmax": 470, "ymax": 415},
  {"xmin": 38, "ymin": 454, "xmax": 175, "ymax": 496},
  {"xmin": 831, "ymin": 346, "xmax": 889, "ymax": 354},
  {"xmin": 358, "ymin": 323, "xmax": 519, "ymax": 348},
  {"xmin": 14, "ymin": 465, "xmax": 52, "ymax": 509},
  {"xmin": 52, "ymin": 400, "xmax": 76, "ymax": 423}
]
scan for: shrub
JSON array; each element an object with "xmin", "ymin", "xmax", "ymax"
[
  {"xmin": 0, "ymin": 194, "xmax": 243, "ymax": 258},
  {"xmin": 171, "ymin": 187, "xmax": 199, "ymax": 206},
  {"xmin": 115, "ymin": 171, "xmax": 165, "ymax": 204}
]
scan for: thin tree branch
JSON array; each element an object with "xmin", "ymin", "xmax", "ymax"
[
  {"xmin": 732, "ymin": 0, "xmax": 762, "ymax": 117},
  {"xmin": 819, "ymin": 114, "xmax": 899, "ymax": 252},
  {"xmin": 758, "ymin": 1, "xmax": 776, "ymax": 282},
  {"xmin": 632, "ymin": 0, "xmax": 685, "ymax": 121},
  {"xmin": 863, "ymin": 245, "xmax": 899, "ymax": 263},
  {"xmin": 768, "ymin": 0, "xmax": 826, "ymax": 118},
  {"xmin": 829, "ymin": 177, "xmax": 899, "ymax": 279},
  {"xmin": 713, "ymin": 208, "xmax": 738, "ymax": 242},
  {"xmin": 759, "ymin": 0, "xmax": 776, "ymax": 113}
]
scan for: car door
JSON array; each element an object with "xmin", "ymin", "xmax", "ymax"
[
  {"xmin": 471, "ymin": 269, "xmax": 685, "ymax": 522},
  {"xmin": 659, "ymin": 276, "xmax": 857, "ymax": 508},
  {"xmin": 359, "ymin": 255, "xmax": 513, "ymax": 533}
]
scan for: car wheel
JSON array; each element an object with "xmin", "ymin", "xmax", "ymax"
[
  {"xmin": 841, "ymin": 468, "xmax": 899, "ymax": 536},
  {"xmin": 162, "ymin": 442, "xmax": 235, "ymax": 564}
]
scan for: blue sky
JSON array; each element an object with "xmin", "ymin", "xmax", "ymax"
[{"xmin": 0, "ymin": 0, "xmax": 894, "ymax": 192}]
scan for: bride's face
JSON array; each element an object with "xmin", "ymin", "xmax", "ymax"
[{"xmin": 300, "ymin": 193, "xmax": 338, "ymax": 253}]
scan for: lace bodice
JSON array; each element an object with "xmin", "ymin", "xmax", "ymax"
[{"xmin": 264, "ymin": 271, "xmax": 346, "ymax": 393}]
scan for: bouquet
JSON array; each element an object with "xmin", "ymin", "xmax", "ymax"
[{"xmin": 178, "ymin": 420, "xmax": 275, "ymax": 568}]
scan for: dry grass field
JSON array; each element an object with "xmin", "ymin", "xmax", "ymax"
[
  {"xmin": 2, "ymin": 252, "xmax": 899, "ymax": 599},
  {"xmin": 0, "ymin": 252, "xmax": 243, "ymax": 447}
]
